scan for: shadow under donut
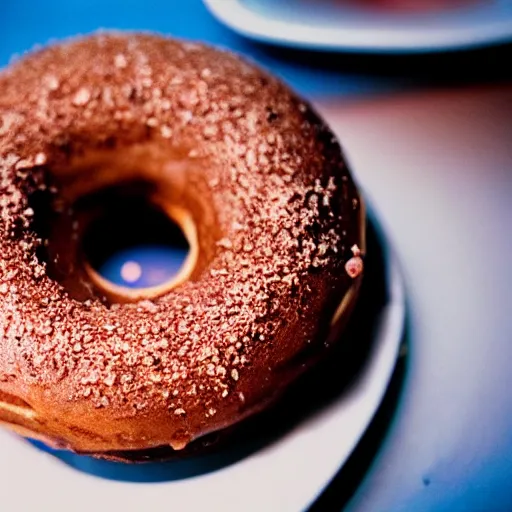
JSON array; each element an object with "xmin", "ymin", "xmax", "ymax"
[
  {"xmin": 308, "ymin": 319, "xmax": 410, "ymax": 511},
  {"xmin": 28, "ymin": 208, "xmax": 408, "ymax": 486}
]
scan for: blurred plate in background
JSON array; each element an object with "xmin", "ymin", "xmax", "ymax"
[{"xmin": 204, "ymin": 0, "xmax": 512, "ymax": 53}]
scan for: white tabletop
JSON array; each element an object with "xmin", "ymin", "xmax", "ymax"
[{"xmin": 315, "ymin": 86, "xmax": 512, "ymax": 511}]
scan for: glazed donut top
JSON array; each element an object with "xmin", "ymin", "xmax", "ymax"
[{"xmin": 0, "ymin": 34, "xmax": 363, "ymax": 452}]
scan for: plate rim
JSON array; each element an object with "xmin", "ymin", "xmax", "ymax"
[{"xmin": 203, "ymin": 0, "xmax": 512, "ymax": 53}]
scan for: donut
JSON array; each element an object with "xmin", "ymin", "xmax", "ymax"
[{"xmin": 0, "ymin": 33, "xmax": 365, "ymax": 460}]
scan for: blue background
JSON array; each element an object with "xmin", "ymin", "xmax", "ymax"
[
  {"xmin": 1, "ymin": 1, "xmax": 512, "ymax": 511},
  {"xmin": 1, "ymin": 0, "xmax": 396, "ymax": 96}
]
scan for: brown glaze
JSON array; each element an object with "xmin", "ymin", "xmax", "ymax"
[{"xmin": 0, "ymin": 33, "xmax": 364, "ymax": 459}]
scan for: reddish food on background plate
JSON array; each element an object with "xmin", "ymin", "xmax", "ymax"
[{"xmin": 345, "ymin": 0, "xmax": 476, "ymax": 12}]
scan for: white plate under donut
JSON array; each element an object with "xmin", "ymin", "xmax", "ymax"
[{"xmin": 0, "ymin": 209, "xmax": 406, "ymax": 512}]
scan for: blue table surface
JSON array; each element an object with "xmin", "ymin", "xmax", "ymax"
[{"xmin": 1, "ymin": 1, "xmax": 512, "ymax": 511}]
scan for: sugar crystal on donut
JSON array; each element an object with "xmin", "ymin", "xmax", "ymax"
[{"xmin": 0, "ymin": 33, "xmax": 365, "ymax": 460}]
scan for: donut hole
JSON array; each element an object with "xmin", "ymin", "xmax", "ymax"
[
  {"xmin": 80, "ymin": 186, "xmax": 197, "ymax": 302},
  {"xmin": 26, "ymin": 176, "xmax": 198, "ymax": 304},
  {"xmin": 84, "ymin": 199, "xmax": 188, "ymax": 287}
]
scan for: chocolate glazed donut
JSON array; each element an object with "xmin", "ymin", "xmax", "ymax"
[{"xmin": 0, "ymin": 34, "xmax": 365, "ymax": 461}]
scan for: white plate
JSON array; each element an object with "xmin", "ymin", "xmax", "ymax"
[
  {"xmin": 204, "ymin": 0, "xmax": 512, "ymax": 53},
  {"xmin": 0, "ymin": 211, "xmax": 406, "ymax": 512}
]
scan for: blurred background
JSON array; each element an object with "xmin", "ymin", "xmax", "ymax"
[{"xmin": 1, "ymin": 1, "xmax": 512, "ymax": 511}]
